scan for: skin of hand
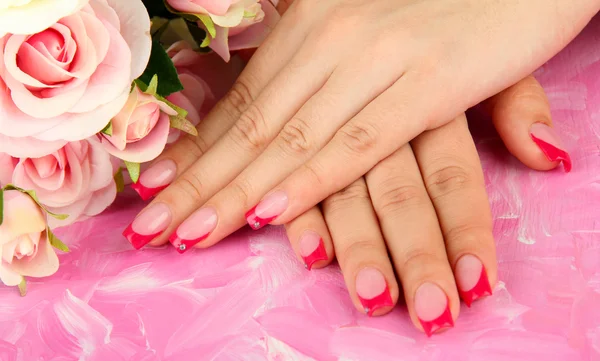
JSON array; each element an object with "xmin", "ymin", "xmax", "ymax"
[
  {"xmin": 283, "ymin": 75, "xmax": 571, "ymax": 336},
  {"xmin": 123, "ymin": 0, "xmax": 587, "ymax": 279}
]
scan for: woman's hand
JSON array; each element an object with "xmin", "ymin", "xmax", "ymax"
[
  {"xmin": 123, "ymin": 0, "xmax": 593, "ymax": 250},
  {"xmin": 282, "ymin": 75, "xmax": 570, "ymax": 337}
]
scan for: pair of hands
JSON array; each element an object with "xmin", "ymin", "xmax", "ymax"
[{"xmin": 124, "ymin": 0, "xmax": 596, "ymax": 336}]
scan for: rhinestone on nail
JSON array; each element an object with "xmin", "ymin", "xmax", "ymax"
[
  {"xmin": 364, "ymin": 307, "xmax": 371, "ymax": 314},
  {"xmin": 253, "ymin": 221, "xmax": 261, "ymax": 229},
  {"xmin": 179, "ymin": 244, "xmax": 186, "ymax": 251}
]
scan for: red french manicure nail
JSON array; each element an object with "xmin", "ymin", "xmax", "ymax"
[
  {"xmin": 415, "ymin": 283, "xmax": 454, "ymax": 337},
  {"xmin": 245, "ymin": 191, "xmax": 289, "ymax": 230},
  {"xmin": 530, "ymin": 123, "xmax": 572, "ymax": 172},
  {"xmin": 299, "ymin": 231, "xmax": 328, "ymax": 270},
  {"xmin": 169, "ymin": 207, "xmax": 218, "ymax": 254},
  {"xmin": 356, "ymin": 268, "xmax": 394, "ymax": 316},
  {"xmin": 419, "ymin": 304, "xmax": 454, "ymax": 337},
  {"xmin": 455, "ymin": 255, "xmax": 493, "ymax": 307},
  {"xmin": 123, "ymin": 203, "xmax": 172, "ymax": 249},
  {"xmin": 131, "ymin": 159, "xmax": 177, "ymax": 200},
  {"xmin": 460, "ymin": 267, "xmax": 493, "ymax": 307}
]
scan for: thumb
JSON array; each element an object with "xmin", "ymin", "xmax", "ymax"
[{"xmin": 483, "ymin": 75, "xmax": 572, "ymax": 172}]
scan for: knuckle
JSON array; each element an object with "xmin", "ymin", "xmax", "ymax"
[
  {"xmin": 338, "ymin": 239, "xmax": 380, "ymax": 267},
  {"xmin": 444, "ymin": 223, "xmax": 492, "ymax": 249},
  {"xmin": 293, "ymin": 0, "xmax": 326, "ymax": 21},
  {"xmin": 222, "ymin": 80, "xmax": 255, "ymax": 118},
  {"xmin": 301, "ymin": 160, "xmax": 328, "ymax": 189},
  {"xmin": 375, "ymin": 182, "xmax": 428, "ymax": 215},
  {"xmin": 424, "ymin": 165, "xmax": 472, "ymax": 199},
  {"xmin": 230, "ymin": 104, "xmax": 269, "ymax": 153},
  {"xmin": 324, "ymin": 182, "xmax": 369, "ymax": 213},
  {"xmin": 227, "ymin": 178, "xmax": 253, "ymax": 209},
  {"xmin": 399, "ymin": 247, "xmax": 442, "ymax": 273},
  {"xmin": 338, "ymin": 123, "xmax": 380, "ymax": 155},
  {"xmin": 278, "ymin": 117, "xmax": 314, "ymax": 155},
  {"xmin": 174, "ymin": 172, "xmax": 205, "ymax": 203},
  {"xmin": 178, "ymin": 133, "xmax": 208, "ymax": 159}
]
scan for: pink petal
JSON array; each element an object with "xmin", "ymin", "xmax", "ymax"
[
  {"xmin": 0, "ymin": 77, "xmax": 63, "ymax": 137},
  {"xmin": 229, "ymin": 1, "xmax": 280, "ymax": 52},
  {"xmin": 0, "ymin": 191, "xmax": 46, "ymax": 246},
  {"xmin": 86, "ymin": 138, "xmax": 115, "ymax": 192},
  {"xmin": 103, "ymin": 0, "xmax": 152, "ymax": 79},
  {"xmin": 0, "ymin": 134, "xmax": 67, "ymax": 158},
  {"xmin": 208, "ymin": 25, "xmax": 231, "ymax": 62},
  {"xmin": 82, "ymin": 180, "xmax": 116, "ymax": 217},
  {"xmin": 35, "ymin": 88, "xmax": 130, "ymax": 142},
  {"xmin": 69, "ymin": 20, "xmax": 132, "ymax": 113},
  {"xmin": 0, "ymin": 153, "xmax": 16, "ymax": 185},
  {"xmin": 104, "ymin": 88, "xmax": 138, "ymax": 151},
  {"xmin": 0, "ymin": 265, "xmax": 22, "ymax": 287}
]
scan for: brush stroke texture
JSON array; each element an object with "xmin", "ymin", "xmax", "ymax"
[{"xmin": 1, "ymin": 16, "xmax": 599, "ymax": 361}]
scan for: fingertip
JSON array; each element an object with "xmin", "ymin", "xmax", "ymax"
[
  {"xmin": 487, "ymin": 76, "xmax": 572, "ymax": 173},
  {"xmin": 298, "ymin": 230, "xmax": 331, "ymax": 270}
]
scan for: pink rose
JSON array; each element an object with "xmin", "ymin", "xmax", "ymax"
[
  {"xmin": 100, "ymin": 85, "xmax": 177, "ymax": 162},
  {"xmin": 0, "ymin": 190, "xmax": 59, "ymax": 286},
  {"xmin": 166, "ymin": 0, "xmax": 279, "ymax": 62},
  {"xmin": 9, "ymin": 139, "xmax": 117, "ymax": 227},
  {"xmin": 0, "ymin": 0, "xmax": 151, "ymax": 158}
]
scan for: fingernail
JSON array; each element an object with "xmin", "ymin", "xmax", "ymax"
[
  {"xmin": 298, "ymin": 231, "xmax": 328, "ymax": 270},
  {"xmin": 355, "ymin": 267, "xmax": 394, "ymax": 316},
  {"xmin": 245, "ymin": 191, "xmax": 289, "ymax": 230},
  {"xmin": 123, "ymin": 203, "xmax": 172, "ymax": 250},
  {"xmin": 455, "ymin": 255, "xmax": 493, "ymax": 307},
  {"xmin": 529, "ymin": 123, "xmax": 572, "ymax": 172},
  {"xmin": 169, "ymin": 207, "xmax": 218, "ymax": 254},
  {"xmin": 414, "ymin": 283, "xmax": 454, "ymax": 337},
  {"xmin": 131, "ymin": 159, "xmax": 177, "ymax": 200}
]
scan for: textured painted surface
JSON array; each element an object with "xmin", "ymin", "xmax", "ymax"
[{"xmin": 1, "ymin": 17, "xmax": 600, "ymax": 361}]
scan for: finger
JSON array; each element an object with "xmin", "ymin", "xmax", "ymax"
[
  {"xmin": 129, "ymin": 0, "xmax": 320, "ymax": 202},
  {"xmin": 258, "ymin": 76, "xmax": 429, "ymax": 226},
  {"xmin": 411, "ymin": 115, "xmax": 497, "ymax": 307},
  {"xmin": 194, "ymin": 49, "xmax": 403, "ymax": 246},
  {"xmin": 366, "ymin": 145, "xmax": 458, "ymax": 336},
  {"xmin": 322, "ymin": 178, "xmax": 399, "ymax": 317},
  {"xmin": 284, "ymin": 206, "xmax": 334, "ymax": 270},
  {"xmin": 484, "ymin": 75, "xmax": 572, "ymax": 172},
  {"xmin": 130, "ymin": 31, "xmax": 337, "ymax": 251}
]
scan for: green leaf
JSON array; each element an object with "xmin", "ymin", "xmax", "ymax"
[
  {"xmin": 163, "ymin": 1, "xmax": 216, "ymax": 38},
  {"xmin": 114, "ymin": 168, "xmax": 125, "ymax": 193},
  {"xmin": 170, "ymin": 115, "xmax": 198, "ymax": 136},
  {"xmin": 186, "ymin": 21, "xmax": 210, "ymax": 48},
  {"xmin": 137, "ymin": 40, "xmax": 183, "ymax": 98},
  {"xmin": 147, "ymin": 75, "xmax": 159, "ymax": 96},
  {"xmin": 45, "ymin": 210, "xmax": 69, "ymax": 220},
  {"xmin": 100, "ymin": 122, "xmax": 113, "ymax": 136},
  {"xmin": 151, "ymin": 17, "xmax": 170, "ymax": 40},
  {"xmin": 195, "ymin": 14, "xmax": 216, "ymax": 38},
  {"xmin": 48, "ymin": 228, "xmax": 70, "ymax": 252},
  {"xmin": 125, "ymin": 161, "xmax": 141, "ymax": 183},
  {"xmin": 0, "ymin": 188, "xmax": 4, "ymax": 226},
  {"xmin": 18, "ymin": 278, "xmax": 26, "ymax": 297},
  {"xmin": 134, "ymin": 79, "xmax": 198, "ymax": 137}
]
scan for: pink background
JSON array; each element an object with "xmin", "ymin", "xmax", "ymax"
[{"xmin": 1, "ymin": 16, "xmax": 600, "ymax": 361}]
